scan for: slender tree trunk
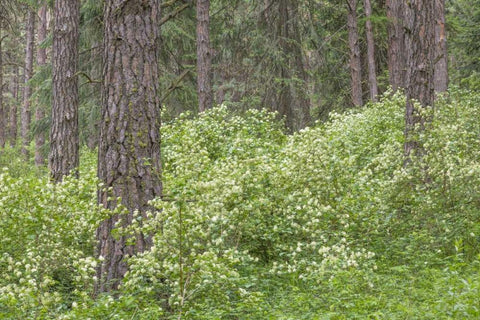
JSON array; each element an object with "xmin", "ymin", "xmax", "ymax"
[
  {"xmin": 0, "ymin": 31, "xmax": 5, "ymax": 148},
  {"xmin": 404, "ymin": 0, "xmax": 436, "ymax": 160},
  {"xmin": 363, "ymin": 0, "xmax": 378, "ymax": 101},
  {"xmin": 290, "ymin": 0, "xmax": 311, "ymax": 129},
  {"xmin": 347, "ymin": 0, "xmax": 363, "ymax": 106},
  {"xmin": 9, "ymin": 65, "xmax": 18, "ymax": 147},
  {"xmin": 386, "ymin": 0, "xmax": 405, "ymax": 91},
  {"xmin": 434, "ymin": 0, "xmax": 448, "ymax": 93},
  {"xmin": 277, "ymin": 0, "xmax": 295, "ymax": 130},
  {"xmin": 49, "ymin": 0, "xmax": 80, "ymax": 181},
  {"xmin": 196, "ymin": 0, "xmax": 213, "ymax": 113},
  {"xmin": 35, "ymin": 4, "xmax": 47, "ymax": 166},
  {"xmin": 22, "ymin": 10, "xmax": 35, "ymax": 158},
  {"xmin": 96, "ymin": 0, "xmax": 162, "ymax": 293}
]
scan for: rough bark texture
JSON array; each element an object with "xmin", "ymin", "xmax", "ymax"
[
  {"xmin": 347, "ymin": 0, "xmax": 363, "ymax": 106},
  {"xmin": 9, "ymin": 66, "xmax": 18, "ymax": 147},
  {"xmin": 96, "ymin": 0, "xmax": 162, "ymax": 293},
  {"xmin": 363, "ymin": 0, "xmax": 378, "ymax": 101},
  {"xmin": 21, "ymin": 10, "xmax": 35, "ymax": 158},
  {"xmin": 35, "ymin": 4, "xmax": 47, "ymax": 166},
  {"xmin": 386, "ymin": 0, "xmax": 405, "ymax": 91},
  {"xmin": 404, "ymin": 0, "xmax": 436, "ymax": 160},
  {"xmin": 0, "ymin": 31, "xmax": 4, "ymax": 148},
  {"xmin": 50, "ymin": 0, "xmax": 80, "ymax": 181},
  {"xmin": 434, "ymin": 0, "xmax": 448, "ymax": 93},
  {"xmin": 196, "ymin": 0, "xmax": 213, "ymax": 113}
]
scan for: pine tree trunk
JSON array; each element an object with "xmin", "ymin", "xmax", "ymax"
[
  {"xmin": 35, "ymin": 4, "xmax": 47, "ymax": 166},
  {"xmin": 196, "ymin": 0, "xmax": 212, "ymax": 113},
  {"xmin": 404, "ymin": 0, "xmax": 436, "ymax": 160},
  {"xmin": 364, "ymin": 0, "xmax": 378, "ymax": 101},
  {"xmin": 434, "ymin": 0, "xmax": 448, "ymax": 93},
  {"xmin": 0, "ymin": 31, "xmax": 5, "ymax": 148},
  {"xmin": 96, "ymin": 0, "xmax": 162, "ymax": 293},
  {"xmin": 21, "ymin": 10, "xmax": 35, "ymax": 158},
  {"xmin": 386, "ymin": 0, "xmax": 405, "ymax": 91},
  {"xmin": 49, "ymin": 0, "xmax": 80, "ymax": 181},
  {"xmin": 9, "ymin": 65, "xmax": 18, "ymax": 147},
  {"xmin": 347, "ymin": 0, "xmax": 363, "ymax": 106}
]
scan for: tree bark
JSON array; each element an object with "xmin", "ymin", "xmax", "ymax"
[
  {"xmin": 196, "ymin": 0, "xmax": 213, "ymax": 113},
  {"xmin": 96, "ymin": 0, "xmax": 162, "ymax": 293},
  {"xmin": 404, "ymin": 0, "xmax": 436, "ymax": 160},
  {"xmin": 49, "ymin": 0, "xmax": 80, "ymax": 181},
  {"xmin": 0, "ymin": 31, "xmax": 5, "ymax": 148},
  {"xmin": 434, "ymin": 0, "xmax": 448, "ymax": 93},
  {"xmin": 347, "ymin": 0, "xmax": 363, "ymax": 106},
  {"xmin": 35, "ymin": 4, "xmax": 47, "ymax": 166},
  {"xmin": 363, "ymin": 0, "xmax": 378, "ymax": 102},
  {"xmin": 386, "ymin": 0, "xmax": 405, "ymax": 91},
  {"xmin": 9, "ymin": 65, "xmax": 18, "ymax": 147},
  {"xmin": 21, "ymin": 10, "xmax": 35, "ymax": 158}
]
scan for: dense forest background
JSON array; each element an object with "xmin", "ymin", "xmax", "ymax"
[{"xmin": 1, "ymin": 0, "xmax": 480, "ymax": 319}]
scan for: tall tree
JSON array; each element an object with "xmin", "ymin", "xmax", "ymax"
[
  {"xmin": 21, "ymin": 9, "xmax": 35, "ymax": 158},
  {"xmin": 10, "ymin": 65, "xmax": 19, "ymax": 147},
  {"xmin": 35, "ymin": 3, "xmax": 47, "ymax": 166},
  {"xmin": 363, "ymin": 0, "xmax": 378, "ymax": 101},
  {"xmin": 347, "ymin": 0, "xmax": 363, "ymax": 106},
  {"xmin": 386, "ymin": 0, "xmax": 405, "ymax": 91},
  {"xmin": 96, "ymin": 0, "xmax": 162, "ymax": 293},
  {"xmin": 0, "ymin": 31, "xmax": 5, "ymax": 148},
  {"xmin": 404, "ymin": 0, "xmax": 436, "ymax": 159},
  {"xmin": 196, "ymin": 0, "xmax": 212, "ymax": 113},
  {"xmin": 434, "ymin": 0, "xmax": 448, "ymax": 93},
  {"xmin": 49, "ymin": 0, "xmax": 80, "ymax": 181}
]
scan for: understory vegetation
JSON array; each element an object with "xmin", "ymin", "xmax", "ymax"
[{"xmin": 2, "ymin": 89, "xmax": 480, "ymax": 319}]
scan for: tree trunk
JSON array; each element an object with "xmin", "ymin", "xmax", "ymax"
[
  {"xmin": 434, "ymin": 0, "xmax": 448, "ymax": 93},
  {"xmin": 277, "ymin": 0, "xmax": 295, "ymax": 130},
  {"xmin": 363, "ymin": 0, "xmax": 378, "ymax": 102},
  {"xmin": 49, "ymin": 0, "xmax": 80, "ymax": 181},
  {"xmin": 196, "ymin": 0, "xmax": 213, "ymax": 113},
  {"xmin": 96, "ymin": 0, "xmax": 162, "ymax": 293},
  {"xmin": 21, "ymin": 10, "xmax": 35, "ymax": 158},
  {"xmin": 404, "ymin": 0, "xmax": 436, "ymax": 160},
  {"xmin": 35, "ymin": 4, "xmax": 47, "ymax": 166},
  {"xmin": 9, "ymin": 65, "xmax": 18, "ymax": 147},
  {"xmin": 0, "ymin": 31, "xmax": 5, "ymax": 148},
  {"xmin": 347, "ymin": 0, "xmax": 363, "ymax": 106},
  {"xmin": 290, "ymin": 0, "xmax": 311, "ymax": 129},
  {"xmin": 386, "ymin": 0, "xmax": 405, "ymax": 91}
]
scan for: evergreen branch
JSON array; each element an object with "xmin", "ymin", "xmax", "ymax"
[
  {"xmin": 76, "ymin": 71, "xmax": 101, "ymax": 85},
  {"xmin": 160, "ymin": 69, "xmax": 191, "ymax": 104},
  {"xmin": 159, "ymin": 2, "xmax": 191, "ymax": 27}
]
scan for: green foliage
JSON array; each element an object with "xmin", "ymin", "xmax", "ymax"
[
  {"xmin": 0, "ymin": 149, "xmax": 103, "ymax": 319},
  {"xmin": 2, "ymin": 90, "xmax": 480, "ymax": 318}
]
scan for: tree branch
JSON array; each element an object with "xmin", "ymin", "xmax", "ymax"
[
  {"xmin": 159, "ymin": 2, "xmax": 191, "ymax": 27},
  {"xmin": 160, "ymin": 69, "xmax": 191, "ymax": 104}
]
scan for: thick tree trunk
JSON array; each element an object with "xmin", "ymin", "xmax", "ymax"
[
  {"xmin": 434, "ymin": 0, "xmax": 448, "ymax": 93},
  {"xmin": 96, "ymin": 0, "xmax": 162, "ymax": 293},
  {"xmin": 9, "ymin": 65, "xmax": 18, "ymax": 147},
  {"xmin": 35, "ymin": 4, "xmax": 47, "ymax": 166},
  {"xmin": 196, "ymin": 0, "xmax": 213, "ymax": 113},
  {"xmin": 347, "ymin": 0, "xmax": 363, "ymax": 106},
  {"xmin": 404, "ymin": 0, "xmax": 436, "ymax": 160},
  {"xmin": 363, "ymin": 0, "xmax": 378, "ymax": 102},
  {"xmin": 386, "ymin": 0, "xmax": 405, "ymax": 91},
  {"xmin": 49, "ymin": 0, "xmax": 80, "ymax": 181},
  {"xmin": 0, "ymin": 31, "xmax": 5, "ymax": 148},
  {"xmin": 21, "ymin": 10, "xmax": 35, "ymax": 158}
]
